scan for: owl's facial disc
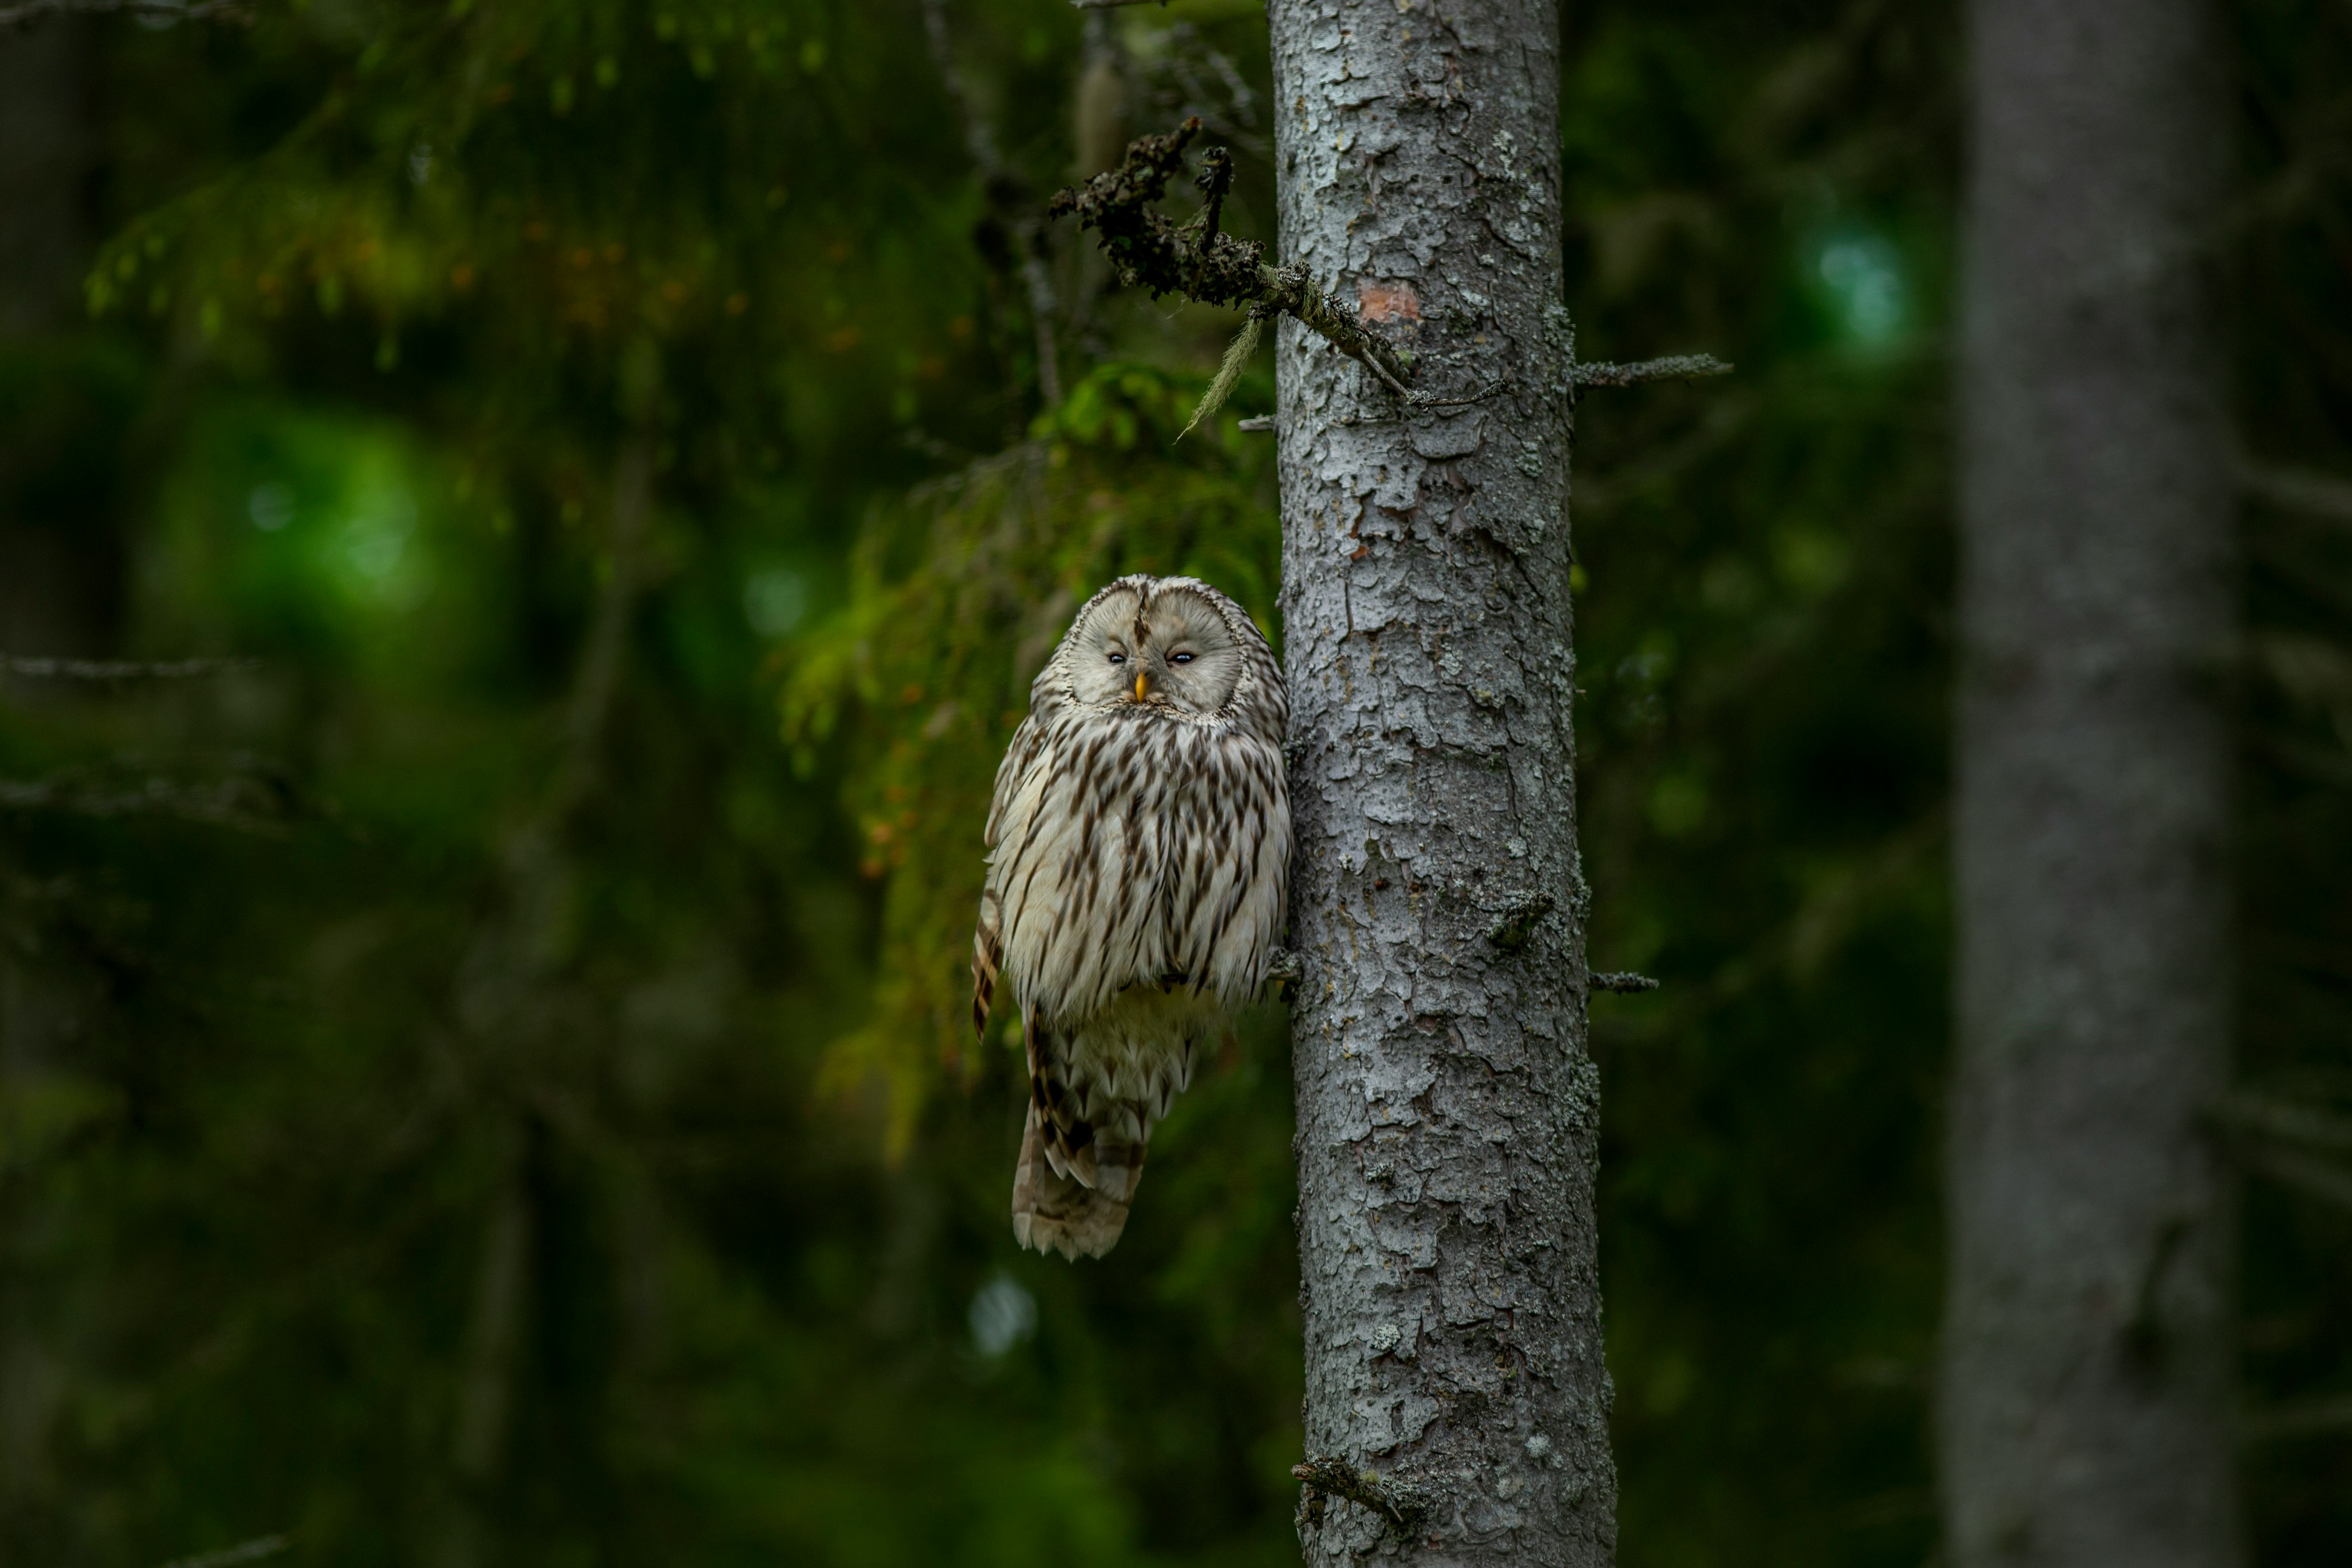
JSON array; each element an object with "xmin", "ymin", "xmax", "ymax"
[
  {"xmin": 1129, "ymin": 588, "xmax": 1242, "ymax": 715},
  {"xmin": 1065, "ymin": 582, "xmax": 1243, "ymax": 715}
]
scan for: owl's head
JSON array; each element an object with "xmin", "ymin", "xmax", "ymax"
[{"xmin": 1057, "ymin": 575, "xmax": 1262, "ymax": 718}]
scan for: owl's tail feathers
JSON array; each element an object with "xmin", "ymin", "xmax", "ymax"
[
  {"xmin": 1012, "ymin": 1103, "xmax": 1134, "ymax": 1260},
  {"xmin": 1049, "ymin": 1107, "xmax": 1148, "ymax": 1204}
]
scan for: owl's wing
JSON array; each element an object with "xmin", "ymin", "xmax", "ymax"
[
  {"xmin": 1166, "ymin": 728, "xmax": 1292, "ymax": 1004},
  {"xmin": 983, "ymin": 708, "xmax": 1050, "ymax": 849},
  {"xmin": 974, "ymin": 709, "xmax": 1050, "ymax": 1041},
  {"xmin": 972, "ymin": 898, "xmax": 1004, "ymax": 1043}
]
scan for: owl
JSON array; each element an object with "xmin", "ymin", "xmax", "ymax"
[{"xmin": 971, "ymin": 574, "xmax": 1291, "ymax": 1259}]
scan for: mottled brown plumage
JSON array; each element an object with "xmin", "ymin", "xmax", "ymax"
[{"xmin": 973, "ymin": 575, "xmax": 1290, "ymax": 1259}]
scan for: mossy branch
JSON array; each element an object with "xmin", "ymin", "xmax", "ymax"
[
  {"xmin": 1051, "ymin": 119, "xmax": 1424, "ymax": 409},
  {"xmin": 1292, "ymin": 1454, "xmax": 1430, "ymax": 1538}
]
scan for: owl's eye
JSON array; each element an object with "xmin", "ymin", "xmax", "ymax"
[
  {"xmin": 1107, "ymin": 652, "xmax": 1127, "ymax": 665},
  {"xmin": 1171, "ymin": 652, "xmax": 1196, "ymax": 665}
]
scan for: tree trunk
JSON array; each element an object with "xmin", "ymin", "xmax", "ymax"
[
  {"xmin": 1271, "ymin": 4, "xmax": 1614, "ymax": 1564},
  {"xmin": 1944, "ymin": 0, "xmax": 2241, "ymax": 1564},
  {"xmin": 0, "ymin": 16, "xmax": 110, "ymax": 664},
  {"xmin": 0, "ymin": 16, "xmax": 94, "ymax": 340}
]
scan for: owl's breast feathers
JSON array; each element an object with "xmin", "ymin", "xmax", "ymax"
[{"xmin": 974, "ymin": 703, "xmax": 1289, "ymax": 1033}]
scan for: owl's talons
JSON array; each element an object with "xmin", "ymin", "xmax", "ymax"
[
  {"xmin": 1292, "ymin": 1454, "xmax": 1428, "ymax": 1539},
  {"xmin": 1264, "ymin": 948, "xmax": 1303, "ymax": 985}
]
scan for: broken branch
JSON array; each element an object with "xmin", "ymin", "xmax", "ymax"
[
  {"xmin": 1051, "ymin": 120, "xmax": 1429, "ymax": 405},
  {"xmin": 1292, "ymin": 1454, "xmax": 1429, "ymax": 1537}
]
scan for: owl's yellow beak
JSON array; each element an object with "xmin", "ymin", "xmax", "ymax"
[{"xmin": 1134, "ymin": 671, "xmax": 1150, "ymax": 701}]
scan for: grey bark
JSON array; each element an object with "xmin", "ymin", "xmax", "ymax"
[
  {"xmin": 1270, "ymin": 4, "xmax": 1612, "ymax": 1565},
  {"xmin": 1945, "ymin": 0, "xmax": 2241, "ymax": 1565}
]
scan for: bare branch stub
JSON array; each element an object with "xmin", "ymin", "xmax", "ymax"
[
  {"xmin": 1591, "ymin": 971, "xmax": 1661, "ymax": 993},
  {"xmin": 1571, "ymin": 353, "xmax": 1734, "ymax": 389}
]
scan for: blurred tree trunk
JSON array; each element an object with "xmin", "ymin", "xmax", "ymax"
[
  {"xmin": 1271, "ymin": 3, "xmax": 1614, "ymax": 1564},
  {"xmin": 0, "ymin": 20, "xmax": 100, "ymax": 1549},
  {"xmin": 0, "ymin": 17, "xmax": 108, "ymax": 659},
  {"xmin": 0, "ymin": 18, "xmax": 93, "ymax": 339},
  {"xmin": 1945, "ymin": 0, "xmax": 2242, "ymax": 1564},
  {"xmin": 436, "ymin": 429, "xmax": 653, "ymax": 1568}
]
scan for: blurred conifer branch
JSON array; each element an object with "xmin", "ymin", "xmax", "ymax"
[
  {"xmin": 0, "ymin": 0, "xmax": 249, "ymax": 26},
  {"xmin": 2241, "ymin": 460, "xmax": 2352, "ymax": 527},
  {"xmin": 2214, "ymin": 1090, "xmax": 2352, "ymax": 1213},
  {"xmin": 922, "ymin": 0, "xmax": 1064, "ymax": 407},
  {"xmin": 2241, "ymin": 1393, "xmax": 2352, "ymax": 1443},
  {"xmin": 156, "ymin": 1534, "xmax": 290, "ymax": 1568},
  {"xmin": 0, "ymin": 764, "xmax": 304, "ymax": 833},
  {"xmin": 1, "ymin": 654, "xmax": 261, "ymax": 680}
]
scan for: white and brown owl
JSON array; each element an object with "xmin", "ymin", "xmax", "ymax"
[{"xmin": 971, "ymin": 575, "xmax": 1290, "ymax": 1259}]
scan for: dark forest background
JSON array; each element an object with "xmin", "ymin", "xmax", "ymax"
[{"xmin": 1, "ymin": 0, "xmax": 2348, "ymax": 1564}]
